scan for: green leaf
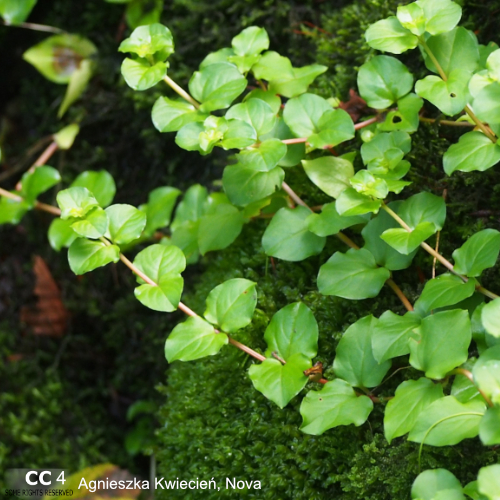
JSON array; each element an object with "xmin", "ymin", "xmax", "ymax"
[
  {"xmin": 452, "ymin": 229, "xmax": 500, "ymax": 276},
  {"xmin": 306, "ymin": 202, "xmax": 369, "ymax": 237},
  {"xmin": 381, "ymin": 221, "xmax": 435, "ymax": 254},
  {"xmin": 336, "ymin": 188, "xmax": 382, "ymax": 217},
  {"xmin": 414, "ymin": 273, "xmax": 476, "ymax": 315},
  {"xmin": 71, "ymin": 207, "xmax": 109, "ymax": 239},
  {"xmin": 411, "ymin": 469, "xmax": 465, "ymax": 500},
  {"xmin": 379, "ymin": 93, "xmax": 423, "ymax": 133},
  {"xmin": 20, "ymin": 166, "xmax": 60, "ymax": 204},
  {"xmin": 105, "ymin": 204, "xmax": 146, "ymax": 245},
  {"xmin": 262, "ymin": 206, "xmax": 326, "ymax": 261},
  {"xmin": 252, "ymin": 51, "xmax": 293, "ymax": 81},
  {"xmin": 408, "ymin": 396, "xmax": 485, "ymax": 445},
  {"xmin": 198, "ymin": 204, "xmax": 244, "ymax": 255},
  {"xmin": 56, "ymin": 187, "xmax": 100, "ymax": 220},
  {"xmin": 307, "ymin": 109, "xmax": 355, "ymax": 149},
  {"xmin": 409, "ymin": 310, "xmax": 471, "ymax": 379},
  {"xmin": 54, "ymin": 123, "xmax": 80, "ymax": 150},
  {"xmin": 300, "ymin": 379, "xmax": 373, "ymax": 435},
  {"xmin": 350, "ymin": 170, "xmax": 389, "ymax": 199},
  {"xmin": 71, "ymin": 170, "xmax": 116, "ymax": 208},
  {"xmin": 236, "ymin": 139, "xmax": 287, "ymax": 172},
  {"xmin": 226, "ymin": 98, "xmax": 276, "ymax": 137},
  {"xmin": 152, "ymin": 96, "xmax": 207, "ymax": 133},
  {"xmin": 362, "ymin": 203, "xmax": 417, "ymax": 271},
  {"xmin": 261, "ymin": 117, "xmax": 306, "ymax": 167},
  {"xmin": 452, "ymin": 360, "xmax": 482, "ymax": 404},
  {"xmin": 121, "ymin": 58, "xmax": 166, "ymax": 91},
  {"xmin": 479, "ymin": 406, "xmax": 500, "ymax": 445},
  {"xmin": 165, "ymin": 316, "xmax": 227, "ymax": 362},
  {"xmin": 175, "ymin": 122, "xmax": 205, "ymax": 153},
  {"xmin": 333, "ymin": 315, "xmax": 391, "ymax": 388},
  {"xmin": 204, "ymin": 278, "xmax": 257, "ymax": 333},
  {"xmin": 372, "ymin": 310, "xmax": 422, "ymax": 363},
  {"xmin": 48, "ymin": 218, "xmax": 78, "ymax": 251},
  {"xmin": 23, "ymin": 34, "xmax": 97, "ymax": 84},
  {"xmin": 301, "ymin": 156, "xmax": 354, "ymax": 199},
  {"xmin": 133, "ymin": 244, "xmax": 186, "ymax": 283},
  {"xmin": 478, "ymin": 464, "xmax": 500, "ymax": 499},
  {"xmin": 171, "ymin": 184, "xmax": 207, "ymax": 229},
  {"xmin": 443, "ymin": 131, "xmax": 500, "ymax": 175},
  {"xmin": 143, "ymin": 186, "xmax": 181, "ymax": 236},
  {"xmin": 385, "ymin": 378, "xmax": 444, "ymax": 444},
  {"xmin": 189, "ymin": 62, "xmax": 247, "ymax": 113},
  {"xmin": 58, "ymin": 59, "xmax": 93, "ymax": 118},
  {"xmin": 418, "ymin": 0, "xmax": 463, "ymax": 36},
  {"xmin": 472, "ymin": 346, "xmax": 500, "ymax": 406},
  {"xmin": 415, "ymin": 69, "xmax": 471, "ymax": 116},
  {"xmin": 317, "ymin": 248, "xmax": 390, "ymax": 299},
  {"xmin": 0, "ymin": 196, "xmax": 30, "ymax": 225},
  {"xmin": 424, "ymin": 27, "xmax": 479, "ymax": 76},
  {"xmin": 365, "ymin": 17, "xmax": 418, "ymax": 54},
  {"xmin": 220, "ymin": 119, "xmax": 257, "ymax": 150},
  {"xmin": 399, "ymin": 191, "xmax": 446, "ymax": 230},
  {"xmin": 118, "ymin": 24, "xmax": 174, "ymax": 59},
  {"xmin": 268, "ymin": 64, "xmax": 327, "ymax": 99},
  {"xmin": 361, "ymin": 131, "xmax": 411, "ymax": 164},
  {"xmin": 223, "ymin": 164, "xmax": 284, "ymax": 206},
  {"xmin": 199, "ymin": 47, "xmax": 234, "ymax": 69},
  {"xmin": 0, "ymin": 0, "xmax": 37, "ymax": 24},
  {"xmin": 125, "ymin": 0, "xmax": 162, "ymax": 30},
  {"xmin": 283, "ymin": 93, "xmax": 331, "ymax": 138},
  {"xmin": 264, "ymin": 302, "xmax": 318, "ymax": 360},
  {"xmin": 357, "ymin": 55, "xmax": 413, "ymax": 109},
  {"xmin": 134, "ymin": 273, "xmax": 184, "ymax": 312},
  {"xmin": 171, "ymin": 221, "xmax": 200, "ymax": 264},
  {"xmin": 232, "ymin": 26, "xmax": 269, "ymax": 56},
  {"xmin": 249, "ymin": 354, "xmax": 310, "ymax": 409},
  {"xmin": 471, "ymin": 82, "xmax": 500, "ymax": 124},
  {"xmin": 396, "ymin": 3, "xmax": 426, "ymax": 36},
  {"xmin": 463, "ymin": 481, "xmax": 488, "ymax": 500},
  {"xmin": 482, "ymin": 298, "xmax": 500, "ymax": 338},
  {"xmin": 68, "ymin": 238, "xmax": 120, "ymax": 275},
  {"xmin": 244, "ymin": 89, "xmax": 281, "ymax": 114}
]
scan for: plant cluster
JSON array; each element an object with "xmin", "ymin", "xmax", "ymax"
[{"xmin": 2, "ymin": 0, "xmax": 500, "ymax": 497}]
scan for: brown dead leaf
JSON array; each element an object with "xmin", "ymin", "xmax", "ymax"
[
  {"xmin": 339, "ymin": 89, "xmax": 369, "ymax": 122},
  {"xmin": 20, "ymin": 255, "xmax": 69, "ymax": 337}
]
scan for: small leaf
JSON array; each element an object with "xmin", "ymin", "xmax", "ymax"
[
  {"xmin": 302, "ymin": 156, "xmax": 354, "ymax": 199},
  {"xmin": 415, "ymin": 69, "xmax": 471, "ymax": 116},
  {"xmin": 418, "ymin": 0, "xmax": 462, "ymax": 36},
  {"xmin": 143, "ymin": 186, "xmax": 181, "ymax": 236},
  {"xmin": 121, "ymin": 58, "xmax": 166, "ymax": 91},
  {"xmin": 396, "ymin": 3, "xmax": 426, "ymax": 36},
  {"xmin": 220, "ymin": 119, "xmax": 257, "ymax": 149},
  {"xmin": 262, "ymin": 206, "xmax": 326, "ymax": 261},
  {"xmin": 175, "ymin": 122, "xmax": 205, "ymax": 153},
  {"xmin": 48, "ymin": 218, "xmax": 78, "ymax": 251},
  {"xmin": 204, "ymin": 278, "xmax": 257, "ymax": 333},
  {"xmin": 105, "ymin": 204, "xmax": 147, "ymax": 245},
  {"xmin": 398, "ymin": 191, "xmax": 446, "ymax": 230},
  {"xmin": 56, "ymin": 187, "xmax": 100, "ymax": 220},
  {"xmin": 68, "ymin": 238, "xmax": 120, "ymax": 275},
  {"xmin": 372, "ymin": 310, "xmax": 421, "ymax": 363},
  {"xmin": 452, "ymin": 229, "xmax": 500, "ymax": 276},
  {"xmin": 409, "ymin": 310, "xmax": 471, "ymax": 379},
  {"xmin": 0, "ymin": 196, "xmax": 30, "ymax": 225},
  {"xmin": 479, "ymin": 406, "xmax": 500, "ymax": 445},
  {"xmin": 54, "ymin": 124, "xmax": 80, "ymax": 150},
  {"xmin": 443, "ymin": 131, "xmax": 500, "ymax": 175},
  {"xmin": 361, "ymin": 131, "xmax": 411, "ymax": 164},
  {"xmin": 165, "ymin": 316, "xmax": 227, "ymax": 362},
  {"xmin": 414, "ymin": 273, "xmax": 476, "ymax": 315},
  {"xmin": 283, "ymin": 93, "xmax": 331, "ymax": 138},
  {"xmin": 58, "ymin": 59, "xmax": 93, "ymax": 118},
  {"xmin": 0, "ymin": 0, "xmax": 37, "ymax": 24},
  {"xmin": 189, "ymin": 62, "xmax": 247, "ymax": 112},
  {"xmin": 223, "ymin": 164, "xmax": 284, "ymax": 206},
  {"xmin": 307, "ymin": 109, "xmax": 355, "ymax": 149},
  {"xmin": 226, "ymin": 98, "xmax": 276, "ymax": 137},
  {"xmin": 236, "ymin": 139, "xmax": 287, "ymax": 172},
  {"xmin": 251, "ymin": 51, "xmax": 293, "ymax": 81},
  {"xmin": 408, "ymin": 396, "xmax": 485, "ymax": 445},
  {"xmin": 264, "ymin": 302, "xmax": 318, "ymax": 360},
  {"xmin": 478, "ymin": 464, "xmax": 500, "ymax": 499},
  {"xmin": 333, "ymin": 315, "xmax": 391, "ymax": 388},
  {"xmin": 198, "ymin": 204, "xmax": 244, "ymax": 255},
  {"xmin": 134, "ymin": 273, "xmax": 183, "ymax": 312},
  {"xmin": 249, "ymin": 354, "xmax": 310, "ymax": 409},
  {"xmin": 482, "ymin": 298, "xmax": 500, "ymax": 338},
  {"xmin": 152, "ymin": 96, "xmax": 207, "ymax": 133},
  {"xmin": 306, "ymin": 202, "xmax": 369, "ymax": 237},
  {"xmin": 118, "ymin": 23, "xmax": 174, "ymax": 59},
  {"xmin": 357, "ymin": 55, "xmax": 413, "ymax": 109},
  {"xmin": 365, "ymin": 17, "xmax": 418, "ymax": 54},
  {"xmin": 244, "ymin": 89, "xmax": 281, "ymax": 114},
  {"xmin": 379, "ymin": 93, "xmax": 423, "ymax": 133},
  {"xmin": 20, "ymin": 166, "xmax": 61, "ymax": 203},
  {"xmin": 268, "ymin": 64, "xmax": 327, "ymax": 99},
  {"xmin": 133, "ymin": 244, "xmax": 186, "ymax": 283},
  {"xmin": 350, "ymin": 170, "xmax": 389, "ymax": 199},
  {"xmin": 385, "ymin": 378, "xmax": 444, "ymax": 444},
  {"xmin": 171, "ymin": 184, "xmax": 207, "ymax": 229},
  {"xmin": 411, "ymin": 469, "xmax": 465, "ymax": 500},
  {"xmin": 336, "ymin": 187, "xmax": 382, "ymax": 217},
  {"xmin": 300, "ymin": 379, "xmax": 373, "ymax": 435},
  {"xmin": 71, "ymin": 207, "xmax": 109, "ymax": 239},
  {"xmin": 125, "ymin": 0, "xmax": 162, "ymax": 30},
  {"xmin": 381, "ymin": 221, "xmax": 436, "ymax": 254},
  {"xmin": 317, "ymin": 248, "xmax": 390, "ymax": 299},
  {"xmin": 71, "ymin": 170, "xmax": 116, "ymax": 208},
  {"xmin": 232, "ymin": 26, "xmax": 269, "ymax": 57},
  {"xmin": 472, "ymin": 82, "xmax": 500, "ymax": 125}
]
